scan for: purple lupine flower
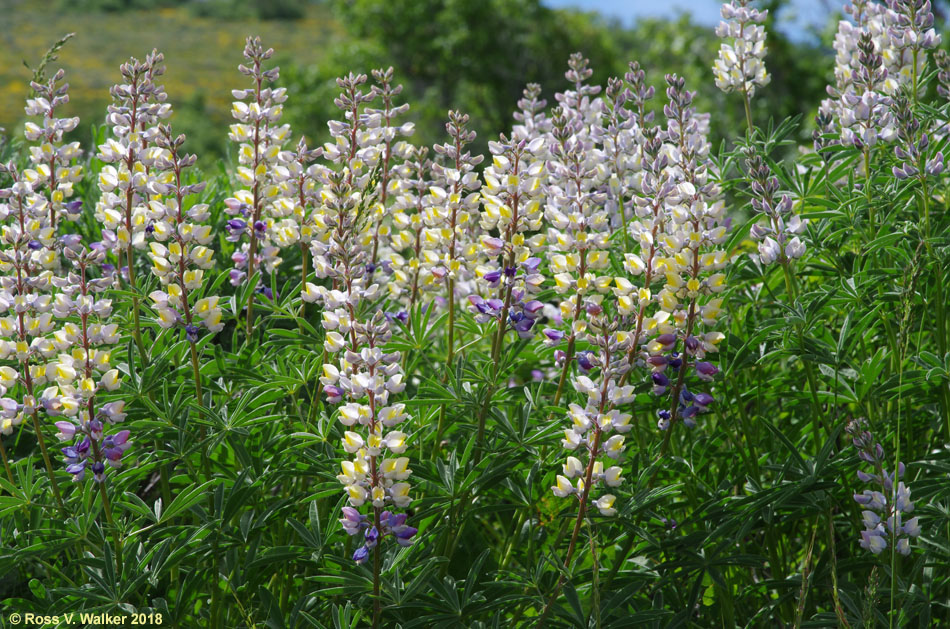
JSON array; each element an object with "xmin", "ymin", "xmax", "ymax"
[
  {"xmin": 340, "ymin": 507, "xmax": 368, "ymax": 535},
  {"xmin": 352, "ymin": 545, "xmax": 370, "ymax": 564},
  {"xmin": 186, "ymin": 324, "xmax": 200, "ymax": 343},
  {"xmin": 483, "ymin": 269, "xmax": 503, "ymax": 286},
  {"xmin": 576, "ymin": 351, "xmax": 594, "ymax": 373},
  {"xmin": 695, "ymin": 361, "xmax": 719, "ymax": 381},
  {"xmin": 226, "ymin": 219, "xmax": 247, "ymax": 241},
  {"xmin": 543, "ymin": 328, "xmax": 565, "ymax": 345}
]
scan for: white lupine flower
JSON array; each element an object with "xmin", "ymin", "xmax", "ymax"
[
  {"xmin": 552, "ymin": 475, "xmax": 575, "ymax": 498},
  {"xmin": 594, "ymin": 494, "xmax": 617, "ymax": 516}
]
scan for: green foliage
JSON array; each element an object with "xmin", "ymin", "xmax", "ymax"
[{"xmin": 2, "ymin": 3, "xmax": 950, "ymax": 628}]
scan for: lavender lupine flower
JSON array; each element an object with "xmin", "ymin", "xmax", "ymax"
[
  {"xmin": 48, "ymin": 243, "xmax": 129, "ymax": 483},
  {"xmin": 471, "ymin": 135, "xmax": 546, "ymax": 346},
  {"xmin": 847, "ymin": 419, "xmax": 921, "ymax": 556},
  {"xmin": 885, "ymin": 0, "xmax": 940, "ymax": 94},
  {"xmin": 744, "ymin": 150, "xmax": 808, "ymax": 264},
  {"xmin": 935, "ymin": 50, "xmax": 950, "ymax": 100},
  {"xmin": 22, "ymin": 68, "xmax": 83, "ymax": 229},
  {"xmin": 644, "ymin": 75, "xmax": 730, "ymax": 431},
  {"xmin": 552, "ymin": 316, "xmax": 634, "ymax": 519},
  {"xmin": 145, "ymin": 125, "xmax": 223, "ymax": 338},
  {"xmin": 839, "ymin": 33, "xmax": 897, "ymax": 151},
  {"xmin": 822, "ymin": 3, "xmax": 913, "ymax": 142},
  {"xmin": 344, "ymin": 509, "xmax": 418, "ymax": 565},
  {"xmin": 225, "ymin": 36, "xmax": 292, "ymax": 333},
  {"xmin": 713, "ymin": 0, "xmax": 770, "ymax": 98}
]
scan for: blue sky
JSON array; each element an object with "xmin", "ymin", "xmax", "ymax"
[{"xmin": 543, "ymin": 0, "xmax": 837, "ymax": 37}]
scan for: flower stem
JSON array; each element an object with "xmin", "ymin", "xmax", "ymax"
[
  {"xmin": 864, "ymin": 148, "xmax": 875, "ymax": 230},
  {"xmin": 0, "ymin": 438, "xmax": 14, "ymax": 484},
  {"xmin": 742, "ymin": 88, "xmax": 754, "ymax": 138},
  {"xmin": 552, "ymin": 335, "xmax": 576, "ymax": 408},
  {"xmin": 536, "ymin": 429, "xmax": 602, "ymax": 629},
  {"xmin": 92, "ymin": 441, "xmax": 123, "ymax": 578},
  {"xmin": 126, "ymin": 246, "xmax": 146, "ymax": 360},
  {"xmin": 299, "ymin": 242, "xmax": 309, "ymax": 320},
  {"xmin": 30, "ymin": 409, "xmax": 66, "ymax": 515},
  {"xmin": 446, "ymin": 278, "xmax": 456, "ymax": 368},
  {"xmin": 373, "ymin": 505, "xmax": 382, "ymax": 628},
  {"xmin": 190, "ymin": 341, "xmax": 204, "ymax": 406}
]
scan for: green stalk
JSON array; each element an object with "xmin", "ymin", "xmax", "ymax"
[
  {"xmin": 920, "ymin": 190, "xmax": 949, "ymax": 439},
  {"xmin": 535, "ymin": 429, "xmax": 603, "ymax": 628},
  {"xmin": 586, "ymin": 519, "xmax": 601, "ymax": 629},
  {"xmin": 782, "ymin": 262, "xmax": 827, "ymax": 447}
]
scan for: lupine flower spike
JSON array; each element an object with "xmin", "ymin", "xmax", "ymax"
[
  {"xmin": 387, "ymin": 146, "xmax": 432, "ymax": 320},
  {"xmin": 304, "ymin": 77, "xmax": 417, "ymax": 584},
  {"xmin": 847, "ymin": 419, "xmax": 920, "ymax": 556},
  {"xmin": 367, "ymin": 67, "xmax": 414, "ymax": 269},
  {"xmin": 475, "ymin": 134, "xmax": 545, "ymax": 358},
  {"xmin": 23, "ymin": 69, "xmax": 83, "ymax": 230},
  {"xmin": 146, "ymin": 125, "xmax": 222, "ymax": 401},
  {"xmin": 648, "ymin": 75, "xmax": 728, "ymax": 436},
  {"xmin": 0, "ymin": 161, "xmax": 66, "ymax": 509},
  {"xmin": 426, "ymin": 111, "xmax": 483, "ymax": 369},
  {"xmin": 225, "ymin": 36, "xmax": 292, "ymax": 336},
  {"xmin": 50, "ymin": 238, "xmax": 128, "ymax": 572},
  {"xmin": 713, "ymin": 0, "xmax": 770, "ymax": 132},
  {"xmin": 275, "ymin": 137, "xmax": 322, "ymax": 306},
  {"xmin": 744, "ymin": 149, "xmax": 807, "ymax": 266},
  {"xmin": 0, "ymin": 69, "xmax": 82, "ymax": 486},
  {"xmin": 543, "ymin": 54, "xmax": 609, "ymax": 407},
  {"xmin": 96, "ymin": 50, "xmax": 171, "ymax": 357},
  {"xmin": 540, "ymin": 314, "xmax": 634, "ymax": 626}
]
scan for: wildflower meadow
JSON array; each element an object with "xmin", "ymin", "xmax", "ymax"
[{"xmin": 1, "ymin": 0, "xmax": 950, "ymax": 626}]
